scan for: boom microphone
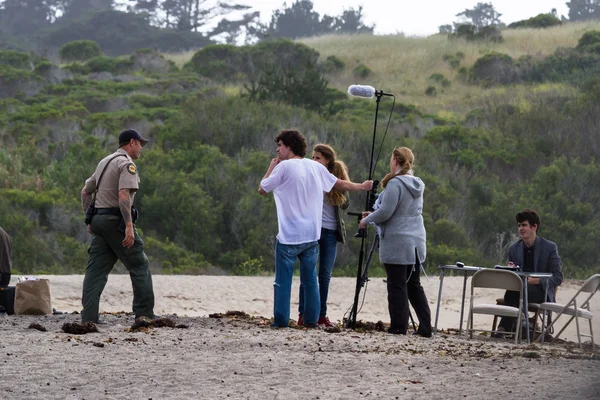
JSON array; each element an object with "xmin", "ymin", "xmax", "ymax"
[
  {"xmin": 348, "ymin": 85, "xmax": 376, "ymax": 98},
  {"xmin": 348, "ymin": 85, "xmax": 394, "ymax": 98}
]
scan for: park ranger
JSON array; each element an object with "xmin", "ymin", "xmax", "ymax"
[{"xmin": 80, "ymin": 129, "xmax": 155, "ymax": 323}]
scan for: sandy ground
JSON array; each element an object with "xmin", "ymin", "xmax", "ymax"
[{"xmin": 0, "ymin": 275, "xmax": 599, "ymax": 399}]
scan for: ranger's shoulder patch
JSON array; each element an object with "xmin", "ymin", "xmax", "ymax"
[{"xmin": 126, "ymin": 163, "xmax": 137, "ymax": 175}]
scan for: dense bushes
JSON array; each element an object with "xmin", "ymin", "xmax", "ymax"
[
  {"xmin": 508, "ymin": 14, "xmax": 562, "ymax": 29},
  {"xmin": 186, "ymin": 39, "xmax": 345, "ymax": 113},
  {"xmin": 59, "ymin": 40, "xmax": 103, "ymax": 62},
  {"xmin": 449, "ymin": 24, "xmax": 503, "ymax": 43},
  {"xmin": 468, "ymin": 52, "xmax": 519, "ymax": 86},
  {"xmin": 465, "ymin": 31, "xmax": 600, "ymax": 87},
  {"xmin": 0, "ymin": 50, "xmax": 30, "ymax": 69}
]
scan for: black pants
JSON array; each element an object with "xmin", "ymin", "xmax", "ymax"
[
  {"xmin": 0, "ymin": 273, "xmax": 10, "ymax": 286},
  {"xmin": 499, "ymin": 284, "xmax": 546, "ymax": 331},
  {"xmin": 385, "ymin": 263, "xmax": 432, "ymax": 334}
]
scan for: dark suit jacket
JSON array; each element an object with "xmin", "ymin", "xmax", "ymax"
[{"xmin": 507, "ymin": 236, "xmax": 563, "ymax": 302}]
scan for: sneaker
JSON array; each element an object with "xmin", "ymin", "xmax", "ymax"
[
  {"xmin": 297, "ymin": 314, "xmax": 304, "ymax": 326},
  {"xmin": 317, "ymin": 316, "xmax": 335, "ymax": 327}
]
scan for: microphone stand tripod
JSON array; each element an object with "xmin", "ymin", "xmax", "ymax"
[{"xmin": 346, "ymin": 90, "xmax": 385, "ymax": 329}]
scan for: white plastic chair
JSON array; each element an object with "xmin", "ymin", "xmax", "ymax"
[
  {"xmin": 537, "ymin": 274, "xmax": 600, "ymax": 349},
  {"xmin": 466, "ymin": 269, "xmax": 523, "ymax": 344}
]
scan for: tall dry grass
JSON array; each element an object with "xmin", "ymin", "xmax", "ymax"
[
  {"xmin": 164, "ymin": 20, "xmax": 600, "ymax": 116},
  {"xmin": 301, "ymin": 20, "xmax": 600, "ymax": 116}
]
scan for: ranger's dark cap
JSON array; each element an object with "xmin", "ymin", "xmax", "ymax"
[{"xmin": 119, "ymin": 129, "xmax": 149, "ymax": 147}]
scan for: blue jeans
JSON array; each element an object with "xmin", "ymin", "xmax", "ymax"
[
  {"xmin": 273, "ymin": 240, "xmax": 319, "ymax": 327},
  {"xmin": 298, "ymin": 228, "xmax": 338, "ymax": 318}
]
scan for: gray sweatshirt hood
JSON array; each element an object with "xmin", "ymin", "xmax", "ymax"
[{"xmin": 394, "ymin": 175, "xmax": 425, "ymax": 199}]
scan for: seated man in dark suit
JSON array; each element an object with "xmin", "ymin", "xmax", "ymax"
[{"xmin": 498, "ymin": 209, "xmax": 563, "ymax": 333}]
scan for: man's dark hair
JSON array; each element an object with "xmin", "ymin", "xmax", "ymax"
[
  {"xmin": 275, "ymin": 129, "xmax": 307, "ymax": 158},
  {"xmin": 516, "ymin": 208, "xmax": 541, "ymax": 230}
]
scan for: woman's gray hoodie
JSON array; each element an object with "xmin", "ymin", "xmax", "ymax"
[{"xmin": 362, "ymin": 174, "xmax": 426, "ymax": 265}]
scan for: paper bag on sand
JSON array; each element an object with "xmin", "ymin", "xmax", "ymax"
[{"xmin": 14, "ymin": 279, "xmax": 52, "ymax": 315}]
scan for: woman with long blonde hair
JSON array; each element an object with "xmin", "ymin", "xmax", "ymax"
[
  {"xmin": 298, "ymin": 144, "xmax": 349, "ymax": 327},
  {"xmin": 359, "ymin": 147, "xmax": 432, "ymax": 337}
]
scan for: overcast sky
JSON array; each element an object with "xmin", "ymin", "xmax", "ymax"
[{"xmin": 249, "ymin": 0, "xmax": 569, "ymax": 35}]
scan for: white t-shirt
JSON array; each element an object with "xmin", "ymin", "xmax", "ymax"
[{"xmin": 261, "ymin": 158, "xmax": 338, "ymax": 245}]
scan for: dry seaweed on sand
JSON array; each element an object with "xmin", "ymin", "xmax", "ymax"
[
  {"xmin": 351, "ymin": 320, "xmax": 387, "ymax": 332},
  {"xmin": 62, "ymin": 322, "xmax": 99, "ymax": 334},
  {"xmin": 28, "ymin": 323, "xmax": 47, "ymax": 332},
  {"xmin": 129, "ymin": 316, "xmax": 177, "ymax": 332}
]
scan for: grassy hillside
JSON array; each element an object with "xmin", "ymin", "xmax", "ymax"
[
  {"xmin": 165, "ymin": 21, "xmax": 600, "ymax": 118},
  {"xmin": 302, "ymin": 21, "xmax": 600, "ymax": 116}
]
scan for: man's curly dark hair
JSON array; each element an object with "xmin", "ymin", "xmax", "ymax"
[
  {"xmin": 275, "ymin": 129, "xmax": 307, "ymax": 158},
  {"xmin": 516, "ymin": 208, "xmax": 541, "ymax": 231}
]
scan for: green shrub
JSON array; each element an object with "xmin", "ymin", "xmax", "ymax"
[
  {"xmin": 442, "ymin": 53, "xmax": 461, "ymax": 69},
  {"xmin": 450, "ymin": 24, "xmax": 503, "ymax": 43},
  {"xmin": 233, "ymin": 256, "xmax": 265, "ymax": 276},
  {"xmin": 352, "ymin": 63, "xmax": 371, "ymax": 79},
  {"xmin": 508, "ymin": 14, "xmax": 561, "ymax": 29},
  {"xmin": 34, "ymin": 60, "xmax": 53, "ymax": 74},
  {"xmin": 63, "ymin": 62, "xmax": 91, "ymax": 75},
  {"xmin": 469, "ymin": 52, "xmax": 518, "ymax": 86},
  {"xmin": 576, "ymin": 30, "xmax": 600, "ymax": 49},
  {"xmin": 0, "ymin": 50, "xmax": 30, "ymax": 69},
  {"xmin": 429, "ymin": 73, "xmax": 451, "ymax": 87},
  {"xmin": 322, "ymin": 55, "xmax": 345, "ymax": 74},
  {"xmin": 525, "ymin": 47, "xmax": 600, "ymax": 83},
  {"xmin": 59, "ymin": 40, "xmax": 103, "ymax": 62},
  {"xmin": 425, "ymin": 86, "xmax": 437, "ymax": 96},
  {"xmin": 577, "ymin": 31, "xmax": 600, "ymax": 54},
  {"xmin": 86, "ymin": 56, "xmax": 133, "ymax": 74},
  {"xmin": 185, "ymin": 44, "xmax": 244, "ymax": 81}
]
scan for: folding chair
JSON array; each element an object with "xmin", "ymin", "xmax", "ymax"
[
  {"xmin": 537, "ymin": 274, "xmax": 600, "ymax": 349},
  {"xmin": 492, "ymin": 286, "xmax": 559, "ymax": 340},
  {"xmin": 467, "ymin": 269, "xmax": 523, "ymax": 344}
]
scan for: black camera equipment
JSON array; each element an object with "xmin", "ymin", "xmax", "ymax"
[
  {"xmin": 353, "ymin": 180, "xmax": 380, "ymax": 239},
  {"xmin": 345, "ymin": 86, "xmax": 396, "ymax": 329}
]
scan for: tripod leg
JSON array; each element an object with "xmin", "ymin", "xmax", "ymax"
[
  {"xmin": 346, "ymin": 233, "xmax": 379, "ymax": 328},
  {"xmin": 361, "ymin": 234, "xmax": 379, "ymax": 284}
]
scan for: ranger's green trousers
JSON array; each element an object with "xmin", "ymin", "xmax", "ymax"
[{"xmin": 81, "ymin": 214, "xmax": 155, "ymax": 322}]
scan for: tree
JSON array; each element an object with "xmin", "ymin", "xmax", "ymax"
[
  {"xmin": 438, "ymin": 24, "xmax": 453, "ymax": 34},
  {"xmin": 566, "ymin": 0, "xmax": 600, "ymax": 21},
  {"xmin": 264, "ymin": 0, "xmax": 332, "ymax": 39},
  {"xmin": 59, "ymin": 0, "xmax": 115, "ymax": 20},
  {"xmin": 455, "ymin": 2, "xmax": 503, "ymax": 30},
  {"xmin": 0, "ymin": 0, "xmax": 57, "ymax": 35},
  {"xmin": 333, "ymin": 6, "xmax": 374, "ymax": 34},
  {"xmin": 259, "ymin": 0, "xmax": 374, "ymax": 40},
  {"xmin": 210, "ymin": 11, "xmax": 262, "ymax": 44},
  {"xmin": 136, "ymin": 0, "xmax": 250, "ymax": 33}
]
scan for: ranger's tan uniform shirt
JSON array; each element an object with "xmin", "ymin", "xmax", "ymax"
[
  {"xmin": 85, "ymin": 148, "xmax": 140, "ymax": 208},
  {"xmin": 0, "ymin": 227, "xmax": 12, "ymax": 274}
]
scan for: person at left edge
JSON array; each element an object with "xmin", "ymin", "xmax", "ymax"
[
  {"xmin": 0, "ymin": 226, "xmax": 12, "ymax": 286},
  {"xmin": 80, "ymin": 129, "xmax": 155, "ymax": 323}
]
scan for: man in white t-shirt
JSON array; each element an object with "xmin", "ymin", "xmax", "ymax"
[{"xmin": 259, "ymin": 129, "xmax": 373, "ymax": 327}]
